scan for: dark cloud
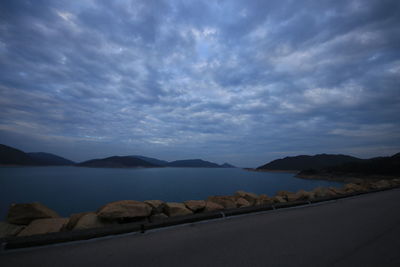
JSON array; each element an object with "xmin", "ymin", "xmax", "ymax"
[{"xmin": 0, "ymin": 0, "xmax": 399, "ymax": 166}]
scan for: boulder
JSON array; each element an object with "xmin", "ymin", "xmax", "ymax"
[
  {"xmin": 276, "ymin": 190, "xmax": 291, "ymax": 198},
  {"xmin": 63, "ymin": 212, "xmax": 91, "ymax": 231},
  {"xmin": 7, "ymin": 202, "xmax": 59, "ymax": 225},
  {"xmin": 313, "ymin": 187, "xmax": 336, "ymax": 198},
  {"xmin": 272, "ymin": 196, "xmax": 287, "ymax": 203},
  {"xmin": 73, "ymin": 213, "xmax": 112, "ymax": 230},
  {"xmin": 370, "ymin": 180, "xmax": 392, "ymax": 190},
  {"xmin": 256, "ymin": 194, "xmax": 273, "ymax": 205},
  {"xmin": 329, "ymin": 187, "xmax": 346, "ymax": 195},
  {"xmin": 0, "ymin": 222, "xmax": 25, "ymax": 238},
  {"xmin": 204, "ymin": 201, "xmax": 224, "ymax": 212},
  {"xmin": 207, "ymin": 196, "xmax": 237, "ymax": 209},
  {"xmin": 184, "ymin": 200, "xmax": 206, "ymax": 212},
  {"xmin": 236, "ymin": 198, "xmax": 251, "ymax": 208},
  {"xmin": 235, "ymin": 191, "xmax": 259, "ymax": 205},
  {"xmin": 391, "ymin": 178, "xmax": 400, "ymax": 186},
  {"xmin": 144, "ymin": 200, "xmax": 165, "ymax": 214},
  {"xmin": 150, "ymin": 213, "xmax": 169, "ymax": 222},
  {"xmin": 18, "ymin": 218, "xmax": 68, "ymax": 237},
  {"xmin": 286, "ymin": 190, "xmax": 315, "ymax": 201},
  {"xmin": 284, "ymin": 192, "xmax": 298, "ymax": 202},
  {"xmin": 164, "ymin": 202, "xmax": 193, "ymax": 217},
  {"xmin": 343, "ymin": 183, "xmax": 365, "ymax": 193},
  {"xmin": 97, "ymin": 200, "xmax": 152, "ymax": 221},
  {"xmin": 296, "ymin": 190, "xmax": 315, "ymax": 200}
]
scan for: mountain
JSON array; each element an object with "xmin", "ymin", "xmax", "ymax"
[
  {"xmin": 129, "ymin": 155, "xmax": 169, "ymax": 166},
  {"xmin": 0, "ymin": 144, "xmax": 76, "ymax": 166},
  {"xmin": 220, "ymin": 163, "xmax": 236, "ymax": 168},
  {"xmin": 167, "ymin": 159, "xmax": 221, "ymax": 168},
  {"xmin": 28, "ymin": 152, "xmax": 75, "ymax": 165},
  {"xmin": 257, "ymin": 154, "xmax": 362, "ymax": 171},
  {"xmin": 77, "ymin": 156, "xmax": 161, "ymax": 168},
  {"xmin": 318, "ymin": 152, "xmax": 400, "ymax": 176},
  {"xmin": 0, "ymin": 144, "xmax": 37, "ymax": 165}
]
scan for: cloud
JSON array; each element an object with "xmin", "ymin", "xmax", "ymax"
[{"xmin": 0, "ymin": 0, "xmax": 399, "ymax": 166}]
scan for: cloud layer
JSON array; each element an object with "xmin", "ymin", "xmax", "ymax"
[{"xmin": 1, "ymin": 0, "xmax": 399, "ymax": 166}]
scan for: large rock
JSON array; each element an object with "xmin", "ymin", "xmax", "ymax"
[
  {"xmin": 204, "ymin": 201, "xmax": 224, "ymax": 212},
  {"xmin": 236, "ymin": 198, "xmax": 251, "ymax": 208},
  {"xmin": 18, "ymin": 218, "xmax": 68, "ymax": 237},
  {"xmin": 97, "ymin": 200, "xmax": 152, "ymax": 221},
  {"xmin": 284, "ymin": 191, "xmax": 297, "ymax": 202},
  {"xmin": 276, "ymin": 190, "xmax": 291, "ymax": 198},
  {"xmin": 207, "ymin": 196, "xmax": 237, "ymax": 209},
  {"xmin": 73, "ymin": 213, "xmax": 112, "ymax": 230},
  {"xmin": 150, "ymin": 213, "xmax": 169, "ymax": 222},
  {"xmin": 313, "ymin": 187, "xmax": 336, "ymax": 198},
  {"xmin": 7, "ymin": 202, "xmax": 59, "ymax": 225},
  {"xmin": 343, "ymin": 183, "xmax": 365, "ymax": 193},
  {"xmin": 272, "ymin": 196, "xmax": 287, "ymax": 203},
  {"xmin": 0, "ymin": 222, "xmax": 25, "ymax": 238},
  {"xmin": 184, "ymin": 200, "xmax": 206, "ymax": 212},
  {"xmin": 256, "ymin": 194, "xmax": 273, "ymax": 205},
  {"xmin": 164, "ymin": 202, "xmax": 193, "ymax": 217},
  {"xmin": 144, "ymin": 200, "xmax": 165, "ymax": 214},
  {"xmin": 63, "ymin": 212, "xmax": 91, "ymax": 231},
  {"xmin": 391, "ymin": 178, "xmax": 400, "ymax": 186},
  {"xmin": 329, "ymin": 187, "xmax": 346, "ymax": 195},
  {"xmin": 370, "ymin": 180, "xmax": 392, "ymax": 190},
  {"xmin": 286, "ymin": 190, "xmax": 315, "ymax": 202},
  {"xmin": 235, "ymin": 191, "xmax": 259, "ymax": 205}
]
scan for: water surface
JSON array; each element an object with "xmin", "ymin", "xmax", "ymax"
[{"xmin": 0, "ymin": 166, "xmax": 343, "ymax": 219}]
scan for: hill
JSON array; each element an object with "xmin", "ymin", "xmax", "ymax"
[
  {"xmin": 319, "ymin": 152, "xmax": 400, "ymax": 176},
  {"xmin": 257, "ymin": 154, "xmax": 362, "ymax": 171},
  {"xmin": 0, "ymin": 144, "xmax": 37, "ymax": 165},
  {"xmin": 220, "ymin": 163, "xmax": 236, "ymax": 168},
  {"xmin": 28, "ymin": 152, "xmax": 75, "ymax": 166},
  {"xmin": 77, "ymin": 156, "xmax": 160, "ymax": 168},
  {"xmin": 167, "ymin": 159, "xmax": 221, "ymax": 168},
  {"xmin": 129, "ymin": 155, "xmax": 169, "ymax": 166}
]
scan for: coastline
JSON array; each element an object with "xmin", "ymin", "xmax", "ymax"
[
  {"xmin": 295, "ymin": 172, "xmax": 400, "ymax": 183},
  {"xmin": 243, "ymin": 168, "xmax": 299, "ymax": 174}
]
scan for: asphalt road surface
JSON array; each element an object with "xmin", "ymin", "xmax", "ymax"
[{"xmin": 1, "ymin": 188, "xmax": 400, "ymax": 267}]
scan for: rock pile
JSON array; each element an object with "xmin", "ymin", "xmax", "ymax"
[{"xmin": 1, "ymin": 178, "xmax": 399, "ymax": 238}]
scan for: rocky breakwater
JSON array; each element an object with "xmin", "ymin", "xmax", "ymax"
[{"xmin": 1, "ymin": 178, "xmax": 400, "ymax": 239}]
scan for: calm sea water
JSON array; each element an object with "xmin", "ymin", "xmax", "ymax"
[{"xmin": 0, "ymin": 166, "xmax": 343, "ymax": 219}]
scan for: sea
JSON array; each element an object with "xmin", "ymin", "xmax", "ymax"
[{"xmin": 0, "ymin": 166, "xmax": 343, "ymax": 219}]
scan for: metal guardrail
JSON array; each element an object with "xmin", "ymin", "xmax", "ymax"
[{"xmin": 1, "ymin": 186, "xmax": 399, "ymax": 250}]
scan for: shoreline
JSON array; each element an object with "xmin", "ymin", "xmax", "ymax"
[
  {"xmin": 243, "ymin": 168, "xmax": 299, "ymax": 174},
  {"xmin": 1, "ymin": 177, "xmax": 399, "ymax": 247}
]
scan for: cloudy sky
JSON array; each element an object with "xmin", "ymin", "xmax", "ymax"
[{"xmin": 0, "ymin": 0, "xmax": 399, "ymax": 167}]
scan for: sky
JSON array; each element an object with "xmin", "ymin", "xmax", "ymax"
[{"xmin": 0, "ymin": 0, "xmax": 399, "ymax": 167}]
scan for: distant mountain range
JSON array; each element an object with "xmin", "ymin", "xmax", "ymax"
[
  {"xmin": 316, "ymin": 152, "xmax": 400, "ymax": 176},
  {"xmin": 0, "ymin": 144, "xmax": 75, "ymax": 166},
  {"xmin": 27, "ymin": 152, "xmax": 75, "ymax": 166},
  {"xmin": 257, "ymin": 154, "xmax": 362, "ymax": 171},
  {"xmin": 257, "ymin": 153, "xmax": 400, "ymax": 176},
  {"xmin": 77, "ymin": 156, "xmax": 159, "ymax": 168},
  {"xmin": 0, "ymin": 144, "xmax": 236, "ymax": 168}
]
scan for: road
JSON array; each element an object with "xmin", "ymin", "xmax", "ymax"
[{"xmin": 1, "ymin": 188, "xmax": 400, "ymax": 267}]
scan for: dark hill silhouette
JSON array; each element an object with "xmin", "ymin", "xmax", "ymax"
[
  {"xmin": 28, "ymin": 152, "xmax": 75, "ymax": 166},
  {"xmin": 318, "ymin": 152, "xmax": 400, "ymax": 176},
  {"xmin": 129, "ymin": 155, "xmax": 169, "ymax": 166},
  {"xmin": 167, "ymin": 159, "xmax": 221, "ymax": 168},
  {"xmin": 0, "ymin": 144, "xmax": 76, "ymax": 166},
  {"xmin": 220, "ymin": 163, "xmax": 236, "ymax": 168},
  {"xmin": 257, "ymin": 154, "xmax": 362, "ymax": 171},
  {"xmin": 0, "ymin": 144, "xmax": 36, "ymax": 165},
  {"xmin": 77, "ymin": 156, "xmax": 160, "ymax": 168}
]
